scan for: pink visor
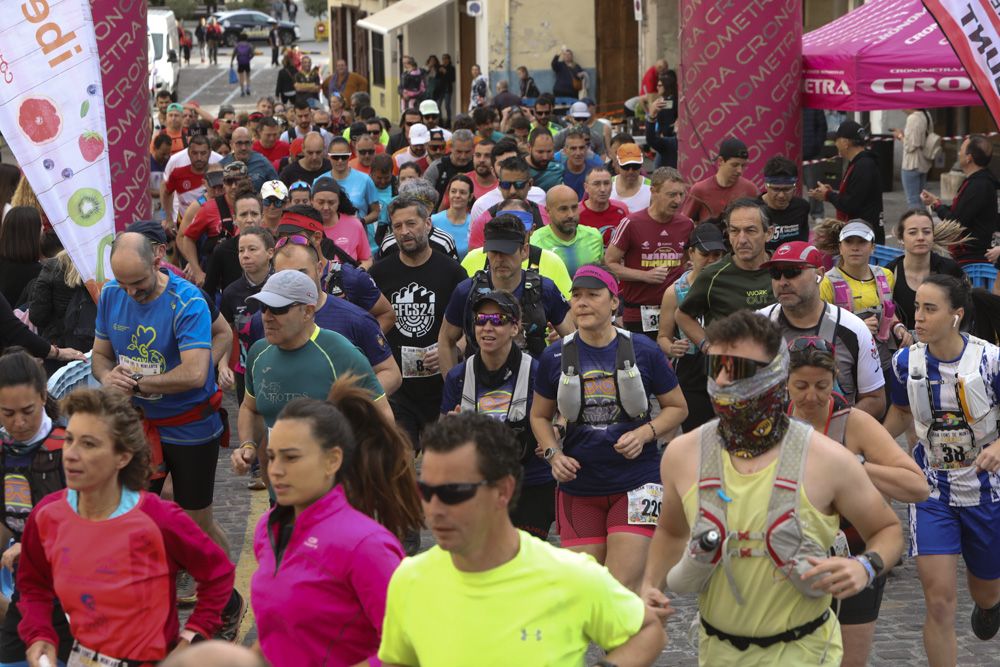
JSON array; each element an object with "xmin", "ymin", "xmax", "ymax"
[{"xmin": 572, "ymin": 265, "xmax": 619, "ymax": 297}]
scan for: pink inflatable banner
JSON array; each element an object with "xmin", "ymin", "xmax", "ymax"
[
  {"xmin": 803, "ymin": 0, "xmax": 980, "ymax": 111},
  {"xmin": 678, "ymin": 0, "xmax": 802, "ymax": 186},
  {"xmin": 91, "ymin": 0, "xmax": 150, "ymax": 231}
]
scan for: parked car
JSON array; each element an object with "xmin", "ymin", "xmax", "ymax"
[{"xmin": 211, "ymin": 10, "xmax": 299, "ymax": 47}]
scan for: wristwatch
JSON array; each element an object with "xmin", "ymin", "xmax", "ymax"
[
  {"xmin": 861, "ymin": 551, "xmax": 885, "ymax": 578},
  {"xmin": 130, "ymin": 373, "xmax": 144, "ymax": 394},
  {"xmin": 543, "ymin": 447, "xmax": 560, "ymax": 462}
]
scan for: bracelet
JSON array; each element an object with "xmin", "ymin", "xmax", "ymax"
[
  {"xmin": 698, "ymin": 338, "xmax": 710, "ymax": 353},
  {"xmin": 239, "ymin": 440, "xmax": 258, "ymax": 450},
  {"xmin": 851, "ymin": 555, "xmax": 876, "ymax": 587},
  {"xmin": 648, "ymin": 422, "xmax": 657, "ymax": 440}
]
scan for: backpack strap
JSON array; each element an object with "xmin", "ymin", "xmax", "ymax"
[
  {"xmin": 764, "ymin": 419, "xmax": 813, "ymax": 567},
  {"xmin": 557, "ymin": 333, "xmax": 584, "ymax": 423},
  {"xmin": 527, "ymin": 244, "xmax": 542, "ymax": 272},
  {"xmin": 459, "ymin": 360, "xmax": 478, "ymax": 414},
  {"xmin": 42, "ymin": 427, "xmax": 65, "ymax": 452},
  {"xmin": 873, "ymin": 267, "xmax": 895, "ymax": 321},
  {"xmin": 507, "ymin": 353, "xmax": 534, "ymax": 423},
  {"xmin": 825, "ymin": 267, "xmax": 853, "ymax": 311}
]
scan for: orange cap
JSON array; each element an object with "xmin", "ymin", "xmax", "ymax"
[{"xmin": 617, "ymin": 143, "xmax": 643, "ymax": 166}]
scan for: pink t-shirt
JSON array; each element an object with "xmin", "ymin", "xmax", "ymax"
[{"xmin": 323, "ymin": 215, "xmax": 371, "ymax": 262}]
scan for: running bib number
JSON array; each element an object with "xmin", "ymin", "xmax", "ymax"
[
  {"xmin": 640, "ymin": 305, "xmax": 661, "ymax": 333},
  {"xmin": 926, "ymin": 427, "xmax": 978, "ymax": 470},
  {"xmin": 401, "ymin": 344, "xmax": 438, "ymax": 379},
  {"xmin": 627, "ymin": 482, "xmax": 663, "ymax": 526}
]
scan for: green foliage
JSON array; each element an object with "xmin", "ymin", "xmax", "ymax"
[
  {"xmin": 163, "ymin": 0, "xmax": 197, "ymax": 20},
  {"xmin": 303, "ymin": 0, "xmax": 327, "ymax": 19}
]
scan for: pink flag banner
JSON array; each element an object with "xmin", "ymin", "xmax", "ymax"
[
  {"xmin": 804, "ymin": 0, "xmax": 980, "ymax": 111},
  {"xmin": 678, "ymin": 0, "xmax": 803, "ymax": 186},
  {"xmin": 0, "ymin": 0, "xmax": 114, "ymax": 296},
  {"xmin": 91, "ymin": 0, "xmax": 151, "ymax": 231},
  {"xmin": 922, "ymin": 0, "xmax": 1000, "ymax": 123}
]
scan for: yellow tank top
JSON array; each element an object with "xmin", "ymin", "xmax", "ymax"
[{"xmin": 681, "ymin": 449, "xmax": 844, "ymax": 665}]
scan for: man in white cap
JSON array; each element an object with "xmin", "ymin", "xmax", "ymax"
[
  {"xmin": 233, "ymin": 269, "xmax": 390, "ymax": 475},
  {"xmin": 419, "ymin": 99, "xmax": 452, "ymax": 141},
  {"xmin": 393, "ymin": 123, "xmax": 432, "ymax": 172}
]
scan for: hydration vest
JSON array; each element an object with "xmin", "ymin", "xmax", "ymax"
[
  {"xmin": 465, "ymin": 246, "xmax": 546, "ymax": 356},
  {"xmin": 0, "ymin": 427, "xmax": 66, "ymax": 536},
  {"xmin": 460, "ymin": 353, "xmax": 535, "ymax": 461},
  {"xmin": 199, "ymin": 195, "xmax": 235, "ymax": 265},
  {"xmin": 906, "ymin": 337, "xmax": 999, "ymax": 446},
  {"xmin": 666, "ymin": 419, "xmax": 830, "ymax": 603},
  {"xmin": 825, "ymin": 265, "xmax": 896, "ymax": 343},
  {"xmin": 556, "ymin": 329, "xmax": 649, "ymax": 423}
]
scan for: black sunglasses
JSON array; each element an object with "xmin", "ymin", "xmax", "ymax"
[
  {"xmin": 769, "ymin": 267, "xmax": 804, "ymax": 281},
  {"xmin": 705, "ymin": 353, "xmax": 770, "ymax": 382},
  {"xmin": 260, "ymin": 302, "xmax": 301, "ymax": 316},
  {"xmin": 499, "ymin": 179, "xmax": 529, "ymax": 190},
  {"xmin": 417, "ymin": 480, "xmax": 490, "ymax": 505},
  {"xmin": 619, "ymin": 163, "xmax": 642, "ymax": 171},
  {"xmin": 357, "ymin": 149, "xmax": 375, "ymax": 156},
  {"xmin": 263, "ymin": 197, "xmax": 285, "ymax": 207}
]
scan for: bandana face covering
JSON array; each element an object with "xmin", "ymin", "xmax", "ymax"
[{"xmin": 707, "ymin": 347, "xmax": 791, "ymax": 458}]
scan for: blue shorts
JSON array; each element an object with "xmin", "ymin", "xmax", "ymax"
[{"xmin": 909, "ymin": 496, "xmax": 1000, "ymax": 580}]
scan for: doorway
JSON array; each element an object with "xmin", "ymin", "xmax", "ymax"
[{"xmin": 595, "ymin": 0, "xmax": 638, "ymax": 108}]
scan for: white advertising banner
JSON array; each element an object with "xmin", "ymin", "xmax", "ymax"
[{"xmin": 0, "ymin": 0, "xmax": 114, "ymax": 296}]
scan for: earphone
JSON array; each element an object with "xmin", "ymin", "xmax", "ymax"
[
  {"xmin": 953, "ymin": 314, "xmax": 960, "ymax": 328},
  {"xmin": 816, "ymin": 275, "xmax": 822, "ymax": 284}
]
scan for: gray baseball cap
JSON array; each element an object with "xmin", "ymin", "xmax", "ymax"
[{"xmin": 247, "ymin": 270, "xmax": 318, "ymax": 308}]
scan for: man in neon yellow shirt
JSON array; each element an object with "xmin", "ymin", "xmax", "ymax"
[
  {"xmin": 379, "ymin": 413, "xmax": 667, "ymax": 667},
  {"xmin": 531, "ymin": 184, "xmax": 604, "ymax": 277}
]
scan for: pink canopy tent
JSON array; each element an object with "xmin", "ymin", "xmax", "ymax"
[{"xmin": 803, "ymin": 0, "xmax": 981, "ymax": 110}]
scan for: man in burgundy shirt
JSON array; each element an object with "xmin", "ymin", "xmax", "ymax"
[
  {"xmin": 579, "ymin": 165, "xmax": 629, "ymax": 247},
  {"xmin": 252, "ymin": 117, "xmax": 289, "ymax": 171},
  {"xmin": 606, "ymin": 167, "xmax": 693, "ymax": 338},
  {"xmin": 681, "ymin": 137, "xmax": 759, "ymax": 222}
]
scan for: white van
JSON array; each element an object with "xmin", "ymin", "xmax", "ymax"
[{"xmin": 148, "ymin": 8, "xmax": 180, "ymax": 100}]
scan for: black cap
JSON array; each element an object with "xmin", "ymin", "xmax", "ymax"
[
  {"xmin": 835, "ymin": 120, "xmax": 865, "ymax": 141},
  {"xmin": 472, "ymin": 289, "xmax": 521, "ymax": 320},
  {"xmin": 718, "ymin": 137, "xmax": 748, "ymax": 160},
  {"xmin": 126, "ymin": 220, "xmax": 167, "ymax": 245},
  {"xmin": 688, "ymin": 223, "xmax": 726, "ymax": 253},
  {"xmin": 429, "ymin": 128, "xmax": 445, "ymax": 141},
  {"xmin": 312, "ymin": 177, "xmax": 340, "ymax": 195},
  {"xmin": 483, "ymin": 218, "xmax": 527, "ymax": 255}
]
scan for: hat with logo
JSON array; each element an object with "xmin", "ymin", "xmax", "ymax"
[
  {"xmin": 419, "ymin": 99, "xmax": 440, "ymax": 116},
  {"xmin": 409, "ymin": 123, "xmax": 430, "ymax": 145},
  {"xmin": 718, "ymin": 137, "xmax": 749, "ymax": 160},
  {"xmin": 223, "ymin": 161, "xmax": 248, "ymax": 176},
  {"xmin": 569, "ymin": 101, "xmax": 591, "ymax": 119},
  {"xmin": 617, "ymin": 143, "xmax": 643, "ymax": 166},
  {"xmin": 247, "ymin": 270, "xmax": 318, "ymax": 308},
  {"xmin": 688, "ymin": 223, "xmax": 726, "ymax": 253},
  {"xmin": 571, "ymin": 265, "xmax": 620, "ymax": 297},
  {"xmin": 483, "ymin": 217, "xmax": 527, "ymax": 255},
  {"xmin": 839, "ymin": 220, "xmax": 876, "ymax": 242},
  {"xmin": 126, "ymin": 220, "xmax": 168, "ymax": 246},
  {"xmin": 472, "ymin": 289, "xmax": 521, "ymax": 320},
  {"xmin": 761, "ymin": 241, "xmax": 825, "ymax": 269},
  {"xmin": 261, "ymin": 180, "xmax": 289, "ymax": 201}
]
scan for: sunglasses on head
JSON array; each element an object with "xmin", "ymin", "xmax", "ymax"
[
  {"xmin": 769, "ymin": 267, "xmax": 804, "ymax": 281},
  {"xmin": 260, "ymin": 302, "xmax": 300, "ymax": 316},
  {"xmin": 263, "ymin": 197, "xmax": 285, "ymax": 208},
  {"xmin": 499, "ymin": 179, "xmax": 529, "ymax": 190},
  {"xmin": 475, "ymin": 312, "xmax": 515, "ymax": 327},
  {"xmin": 357, "ymin": 149, "xmax": 375, "ymax": 156},
  {"xmin": 329, "ymin": 153, "xmax": 352, "ymax": 161},
  {"xmin": 416, "ymin": 480, "xmax": 490, "ymax": 505},
  {"xmin": 705, "ymin": 353, "xmax": 770, "ymax": 382},
  {"xmin": 289, "ymin": 181, "xmax": 310, "ymax": 192},
  {"xmin": 788, "ymin": 336, "xmax": 835, "ymax": 355},
  {"xmin": 275, "ymin": 234, "xmax": 311, "ymax": 250},
  {"xmin": 619, "ymin": 163, "xmax": 642, "ymax": 171}
]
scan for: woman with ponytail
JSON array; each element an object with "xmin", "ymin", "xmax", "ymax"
[{"xmin": 250, "ymin": 375, "xmax": 422, "ymax": 667}]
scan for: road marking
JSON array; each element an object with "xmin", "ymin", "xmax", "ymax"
[
  {"xmin": 181, "ymin": 67, "xmax": 230, "ymax": 105},
  {"xmin": 220, "ymin": 67, "xmax": 269, "ymax": 106},
  {"xmin": 234, "ymin": 484, "xmax": 269, "ymax": 644}
]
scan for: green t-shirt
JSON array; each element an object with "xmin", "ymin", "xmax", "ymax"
[
  {"xmin": 245, "ymin": 326, "xmax": 385, "ymax": 427},
  {"xmin": 378, "ymin": 530, "xmax": 645, "ymax": 666},
  {"xmin": 678, "ymin": 255, "xmax": 776, "ymax": 326},
  {"xmin": 530, "ymin": 225, "xmax": 604, "ymax": 277}
]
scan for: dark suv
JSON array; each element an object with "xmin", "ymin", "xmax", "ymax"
[{"xmin": 212, "ymin": 10, "xmax": 299, "ymax": 46}]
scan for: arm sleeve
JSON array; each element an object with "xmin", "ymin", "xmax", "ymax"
[
  {"xmin": 146, "ymin": 498, "xmax": 235, "ymax": 638},
  {"xmin": 0, "ymin": 292, "xmax": 52, "ymax": 358},
  {"xmin": 174, "ymin": 295, "xmax": 213, "ymax": 352},
  {"xmin": 349, "ymin": 533, "xmax": 404, "ymax": 667},
  {"xmin": 15, "ymin": 501, "xmax": 59, "ymax": 648}
]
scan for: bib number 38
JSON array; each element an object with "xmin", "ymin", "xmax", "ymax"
[{"xmin": 627, "ymin": 482, "xmax": 663, "ymax": 526}]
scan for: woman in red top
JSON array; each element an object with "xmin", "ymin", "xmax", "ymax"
[{"xmin": 19, "ymin": 389, "xmax": 235, "ymax": 667}]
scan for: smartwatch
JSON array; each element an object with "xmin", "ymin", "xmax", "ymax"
[
  {"xmin": 131, "ymin": 373, "xmax": 144, "ymax": 394},
  {"xmin": 861, "ymin": 551, "xmax": 885, "ymax": 578},
  {"xmin": 543, "ymin": 447, "xmax": 560, "ymax": 462}
]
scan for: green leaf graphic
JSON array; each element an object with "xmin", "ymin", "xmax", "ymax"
[{"xmin": 80, "ymin": 101, "xmax": 89, "ymax": 118}]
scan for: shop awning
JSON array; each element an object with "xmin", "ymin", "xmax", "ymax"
[{"xmin": 355, "ymin": 0, "xmax": 452, "ymax": 35}]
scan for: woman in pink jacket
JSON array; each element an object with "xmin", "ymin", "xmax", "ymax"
[{"xmin": 251, "ymin": 377, "xmax": 423, "ymax": 667}]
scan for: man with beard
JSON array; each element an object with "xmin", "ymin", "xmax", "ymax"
[
  {"xmin": 424, "ymin": 129, "xmax": 475, "ymax": 200},
  {"xmin": 369, "ymin": 195, "xmax": 468, "ymax": 447},
  {"xmin": 579, "ymin": 166, "xmax": 629, "ymax": 247},
  {"xmin": 279, "ymin": 132, "xmax": 332, "ymax": 186},
  {"xmin": 161, "ymin": 135, "xmax": 223, "ymax": 225},
  {"xmin": 526, "ymin": 128, "xmax": 563, "ymax": 191},
  {"xmin": 393, "ymin": 123, "xmax": 432, "ymax": 173},
  {"xmin": 606, "ymin": 168, "xmax": 694, "ymax": 339},
  {"xmin": 641, "ymin": 310, "xmax": 902, "ymax": 665},
  {"xmin": 222, "ymin": 127, "xmax": 279, "ymax": 193},
  {"xmin": 682, "ymin": 138, "xmax": 759, "ymax": 223},
  {"xmin": 531, "ymin": 185, "xmax": 603, "ymax": 276}
]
